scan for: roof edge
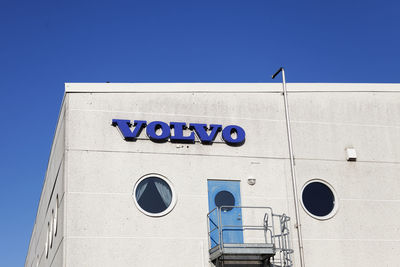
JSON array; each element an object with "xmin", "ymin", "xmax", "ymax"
[{"xmin": 65, "ymin": 82, "xmax": 400, "ymax": 93}]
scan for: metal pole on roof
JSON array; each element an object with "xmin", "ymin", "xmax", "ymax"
[{"xmin": 272, "ymin": 67, "xmax": 306, "ymax": 267}]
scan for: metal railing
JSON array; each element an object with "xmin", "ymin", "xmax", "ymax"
[
  {"xmin": 271, "ymin": 213, "xmax": 293, "ymax": 267},
  {"xmin": 207, "ymin": 206, "xmax": 293, "ymax": 267}
]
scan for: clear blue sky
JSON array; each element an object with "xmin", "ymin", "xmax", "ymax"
[{"xmin": 0, "ymin": 0, "xmax": 399, "ymax": 265}]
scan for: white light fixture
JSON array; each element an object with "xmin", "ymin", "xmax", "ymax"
[
  {"xmin": 247, "ymin": 177, "xmax": 256, "ymax": 185},
  {"xmin": 346, "ymin": 147, "xmax": 357, "ymax": 161}
]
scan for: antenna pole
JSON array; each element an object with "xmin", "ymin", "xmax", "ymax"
[{"xmin": 272, "ymin": 67, "xmax": 306, "ymax": 267}]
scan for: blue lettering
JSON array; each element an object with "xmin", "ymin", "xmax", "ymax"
[
  {"xmin": 189, "ymin": 123, "xmax": 222, "ymax": 144},
  {"xmin": 170, "ymin": 122, "xmax": 195, "ymax": 143},
  {"xmin": 112, "ymin": 119, "xmax": 245, "ymax": 146},
  {"xmin": 222, "ymin": 125, "xmax": 246, "ymax": 146},
  {"xmin": 111, "ymin": 119, "xmax": 147, "ymax": 141},
  {"xmin": 146, "ymin": 121, "xmax": 170, "ymax": 142}
]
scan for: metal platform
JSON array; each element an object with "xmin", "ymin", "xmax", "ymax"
[
  {"xmin": 207, "ymin": 206, "xmax": 293, "ymax": 267},
  {"xmin": 209, "ymin": 243, "xmax": 275, "ymax": 262}
]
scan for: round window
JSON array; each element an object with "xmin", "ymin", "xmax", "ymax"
[
  {"xmin": 49, "ymin": 210, "xmax": 54, "ymax": 248},
  {"xmin": 45, "ymin": 222, "xmax": 49, "ymax": 258},
  {"xmin": 133, "ymin": 174, "xmax": 176, "ymax": 217},
  {"xmin": 301, "ymin": 179, "xmax": 338, "ymax": 220},
  {"xmin": 53, "ymin": 195, "xmax": 58, "ymax": 237},
  {"xmin": 215, "ymin": 190, "xmax": 235, "ymax": 211}
]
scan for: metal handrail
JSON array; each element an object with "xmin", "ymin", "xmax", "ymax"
[
  {"xmin": 207, "ymin": 207, "xmax": 219, "ymax": 252},
  {"xmin": 208, "ymin": 206, "xmax": 276, "ymax": 247},
  {"xmin": 207, "ymin": 205, "xmax": 293, "ymax": 267}
]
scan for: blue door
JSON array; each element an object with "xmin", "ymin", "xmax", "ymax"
[{"xmin": 208, "ymin": 180, "xmax": 243, "ymax": 247}]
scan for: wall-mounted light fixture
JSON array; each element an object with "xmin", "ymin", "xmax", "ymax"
[
  {"xmin": 247, "ymin": 177, "xmax": 256, "ymax": 185},
  {"xmin": 346, "ymin": 147, "xmax": 357, "ymax": 161}
]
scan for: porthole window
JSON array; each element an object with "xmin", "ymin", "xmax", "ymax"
[
  {"xmin": 215, "ymin": 190, "xmax": 235, "ymax": 211},
  {"xmin": 49, "ymin": 215, "xmax": 53, "ymax": 249},
  {"xmin": 45, "ymin": 222, "xmax": 49, "ymax": 258},
  {"xmin": 301, "ymin": 179, "xmax": 338, "ymax": 220},
  {"xmin": 53, "ymin": 195, "xmax": 58, "ymax": 237},
  {"xmin": 133, "ymin": 174, "xmax": 176, "ymax": 217}
]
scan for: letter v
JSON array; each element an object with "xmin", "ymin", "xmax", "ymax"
[
  {"xmin": 112, "ymin": 119, "xmax": 147, "ymax": 141},
  {"xmin": 189, "ymin": 123, "xmax": 222, "ymax": 144}
]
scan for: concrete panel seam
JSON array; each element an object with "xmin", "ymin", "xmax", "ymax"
[
  {"xmin": 69, "ymin": 108, "xmax": 286, "ymax": 123},
  {"xmin": 66, "ymin": 148, "xmax": 289, "ymax": 160},
  {"xmin": 67, "ymin": 236, "xmax": 209, "ymax": 240},
  {"xmin": 302, "ymin": 238, "xmax": 400, "ymax": 242}
]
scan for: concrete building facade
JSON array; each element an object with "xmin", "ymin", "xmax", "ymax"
[{"xmin": 26, "ymin": 83, "xmax": 400, "ymax": 267}]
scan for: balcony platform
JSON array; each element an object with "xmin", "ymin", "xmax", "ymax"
[{"xmin": 209, "ymin": 243, "xmax": 275, "ymax": 263}]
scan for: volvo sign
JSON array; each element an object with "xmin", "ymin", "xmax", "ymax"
[{"xmin": 112, "ymin": 119, "xmax": 245, "ymax": 146}]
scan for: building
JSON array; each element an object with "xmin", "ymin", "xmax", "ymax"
[{"xmin": 25, "ymin": 83, "xmax": 400, "ymax": 267}]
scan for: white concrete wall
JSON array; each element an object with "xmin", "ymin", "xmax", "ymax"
[
  {"xmin": 25, "ymin": 95, "xmax": 67, "ymax": 267},
  {"xmin": 288, "ymin": 91, "xmax": 400, "ymax": 266},
  {"xmin": 27, "ymin": 83, "xmax": 400, "ymax": 267},
  {"xmin": 64, "ymin": 89, "xmax": 293, "ymax": 267}
]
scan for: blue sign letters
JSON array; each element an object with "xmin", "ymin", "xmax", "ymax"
[
  {"xmin": 189, "ymin": 123, "xmax": 222, "ymax": 144},
  {"xmin": 111, "ymin": 119, "xmax": 146, "ymax": 141},
  {"xmin": 222, "ymin": 125, "xmax": 246, "ymax": 146},
  {"xmin": 112, "ymin": 120, "xmax": 245, "ymax": 146},
  {"xmin": 170, "ymin": 122, "xmax": 195, "ymax": 143},
  {"xmin": 146, "ymin": 121, "xmax": 170, "ymax": 142}
]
